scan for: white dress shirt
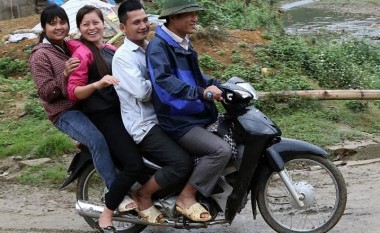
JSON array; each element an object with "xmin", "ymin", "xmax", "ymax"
[{"xmin": 112, "ymin": 38, "xmax": 158, "ymax": 144}]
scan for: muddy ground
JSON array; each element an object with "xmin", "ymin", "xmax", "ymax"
[
  {"xmin": 0, "ymin": 158, "xmax": 379, "ymax": 233},
  {"xmin": 1, "ymin": 1, "xmax": 380, "ymax": 233}
]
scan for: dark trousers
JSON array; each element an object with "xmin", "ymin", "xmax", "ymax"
[
  {"xmin": 88, "ymin": 109, "xmax": 144, "ymax": 210},
  {"xmin": 177, "ymin": 126, "xmax": 232, "ymax": 197},
  {"xmin": 139, "ymin": 125, "xmax": 193, "ymax": 189}
]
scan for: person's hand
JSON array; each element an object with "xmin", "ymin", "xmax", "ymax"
[
  {"xmin": 204, "ymin": 85, "xmax": 223, "ymax": 101},
  {"xmin": 63, "ymin": 58, "xmax": 80, "ymax": 77},
  {"xmin": 93, "ymin": 75, "xmax": 119, "ymax": 89}
]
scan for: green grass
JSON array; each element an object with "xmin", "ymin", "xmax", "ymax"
[
  {"xmin": 16, "ymin": 162, "xmax": 68, "ymax": 187},
  {"xmin": 0, "ymin": 117, "xmax": 75, "ymax": 159},
  {"xmin": 270, "ymin": 101, "xmax": 380, "ymax": 147}
]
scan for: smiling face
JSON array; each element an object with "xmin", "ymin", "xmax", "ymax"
[
  {"xmin": 78, "ymin": 11, "xmax": 104, "ymax": 47},
  {"xmin": 120, "ymin": 8, "xmax": 149, "ymax": 47},
  {"xmin": 168, "ymin": 11, "xmax": 199, "ymax": 38},
  {"xmin": 44, "ymin": 16, "xmax": 69, "ymax": 45}
]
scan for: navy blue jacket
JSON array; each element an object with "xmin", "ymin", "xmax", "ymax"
[{"xmin": 146, "ymin": 26, "xmax": 219, "ymax": 139}]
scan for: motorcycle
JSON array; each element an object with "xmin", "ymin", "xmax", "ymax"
[{"xmin": 61, "ymin": 76, "xmax": 347, "ymax": 233}]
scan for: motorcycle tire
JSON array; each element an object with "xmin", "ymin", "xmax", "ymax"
[
  {"xmin": 257, "ymin": 154, "xmax": 347, "ymax": 233},
  {"xmin": 76, "ymin": 163, "xmax": 147, "ymax": 233}
]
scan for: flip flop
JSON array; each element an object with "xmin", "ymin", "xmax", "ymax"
[
  {"xmin": 118, "ymin": 195, "xmax": 138, "ymax": 212},
  {"xmin": 95, "ymin": 221, "xmax": 116, "ymax": 233},
  {"xmin": 176, "ymin": 202, "xmax": 212, "ymax": 222},
  {"xmin": 135, "ymin": 205, "xmax": 165, "ymax": 224}
]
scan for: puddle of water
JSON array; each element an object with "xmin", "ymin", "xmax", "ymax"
[{"xmin": 282, "ymin": 6, "xmax": 380, "ymax": 42}]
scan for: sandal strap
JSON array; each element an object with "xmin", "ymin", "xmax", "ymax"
[{"xmin": 136, "ymin": 206, "xmax": 164, "ymax": 224}]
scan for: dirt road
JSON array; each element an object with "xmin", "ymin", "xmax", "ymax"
[{"xmin": 1, "ymin": 159, "xmax": 379, "ymax": 233}]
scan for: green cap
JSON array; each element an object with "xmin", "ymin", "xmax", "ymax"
[{"xmin": 159, "ymin": 0, "xmax": 204, "ymax": 19}]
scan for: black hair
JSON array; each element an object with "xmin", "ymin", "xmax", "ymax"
[
  {"xmin": 76, "ymin": 5, "xmax": 109, "ymax": 79},
  {"xmin": 39, "ymin": 4, "xmax": 70, "ymax": 43},
  {"xmin": 118, "ymin": 0, "xmax": 144, "ymax": 24}
]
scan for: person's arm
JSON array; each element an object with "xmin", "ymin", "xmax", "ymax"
[
  {"xmin": 67, "ymin": 47, "xmax": 93, "ymax": 101},
  {"xmin": 147, "ymin": 45, "xmax": 222, "ymax": 101},
  {"xmin": 113, "ymin": 51, "xmax": 152, "ymax": 102},
  {"xmin": 29, "ymin": 51, "xmax": 69, "ymax": 103},
  {"xmin": 147, "ymin": 47, "xmax": 204, "ymax": 101},
  {"xmin": 67, "ymin": 46, "xmax": 119, "ymax": 101}
]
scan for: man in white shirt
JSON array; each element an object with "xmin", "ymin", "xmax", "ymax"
[{"xmin": 112, "ymin": 0, "xmax": 193, "ymax": 224}]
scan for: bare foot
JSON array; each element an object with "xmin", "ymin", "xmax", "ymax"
[
  {"xmin": 98, "ymin": 207, "xmax": 114, "ymax": 228},
  {"xmin": 131, "ymin": 191, "xmax": 153, "ymax": 211},
  {"xmin": 131, "ymin": 191, "xmax": 164, "ymax": 223},
  {"xmin": 176, "ymin": 195, "xmax": 210, "ymax": 219}
]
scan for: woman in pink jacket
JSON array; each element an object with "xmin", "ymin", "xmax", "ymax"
[{"xmin": 67, "ymin": 5, "xmax": 192, "ymax": 230}]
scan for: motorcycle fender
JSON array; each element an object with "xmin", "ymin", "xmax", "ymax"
[
  {"xmin": 266, "ymin": 137, "xmax": 328, "ymax": 172},
  {"xmin": 60, "ymin": 148, "xmax": 92, "ymax": 189}
]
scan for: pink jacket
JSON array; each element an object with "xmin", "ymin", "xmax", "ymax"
[{"xmin": 66, "ymin": 40, "xmax": 117, "ymax": 101}]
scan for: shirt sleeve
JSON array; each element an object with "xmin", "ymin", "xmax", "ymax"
[
  {"xmin": 67, "ymin": 46, "xmax": 93, "ymax": 101},
  {"xmin": 29, "ymin": 51, "xmax": 68, "ymax": 103},
  {"xmin": 113, "ymin": 51, "xmax": 152, "ymax": 102}
]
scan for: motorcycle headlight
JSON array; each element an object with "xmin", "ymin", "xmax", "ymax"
[{"xmin": 236, "ymin": 82, "xmax": 258, "ymax": 100}]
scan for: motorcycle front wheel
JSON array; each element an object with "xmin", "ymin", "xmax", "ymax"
[
  {"xmin": 257, "ymin": 154, "xmax": 347, "ymax": 233},
  {"xmin": 76, "ymin": 163, "xmax": 147, "ymax": 233}
]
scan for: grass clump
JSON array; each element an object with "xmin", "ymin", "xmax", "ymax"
[
  {"xmin": 0, "ymin": 57, "xmax": 29, "ymax": 77},
  {"xmin": 199, "ymin": 54, "xmax": 223, "ymax": 71},
  {"xmin": 254, "ymin": 36, "xmax": 379, "ymax": 90},
  {"xmin": 0, "ymin": 117, "xmax": 75, "ymax": 159},
  {"xmin": 16, "ymin": 163, "xmax": 67, "ymax": 187}
]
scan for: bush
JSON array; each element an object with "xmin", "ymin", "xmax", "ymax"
[
  {"xmin": 255, "ymin": 69, "xmax": 312, "ymax": 92},
  {"xmin": 147, "ymin": 0, "xmax": 281, "ymax": 31},
  {"xmin": 306, "ymin": 43, "xmax": 372, "ymax": 89},
  {"xmin": 221, "ymin": 64, "xmax": 260, "ymax": 83},
  {"xmin": 254, "ymin": 36, "xmax": 378, "ymax": 90},
  {"xmin": 0, "ymin": 57, "xmax": 29, "ymax": 77},
  {"xmin": 199, "ymin": 54, "xmax": 223, "ymax": 71},
  {"xmin": 345, "ymin": 101, "xmax": 369, "ymax": 113},
  {"xmin": 24, "ymin": 97, "xmax": 45, "ymax": 120},
  {"xmin": 34, "ymin": 134, "xmax": 75, "ymax": 158}
]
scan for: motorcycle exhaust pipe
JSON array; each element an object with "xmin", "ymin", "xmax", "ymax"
[
  {"xmin": 76, "ymin": 200, "xmax": 228, "ymax": 228},
  {"xmin": 76, "ymin": 200, "xmax": 153, "ymax": 225}
]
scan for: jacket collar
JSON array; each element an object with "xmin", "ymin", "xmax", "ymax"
[
  {"xmin": 156, "ymin": 26, "xmax": 183, "ymax": 49},
  {"xmin": 155, "ymin": 26, "xmax": 193, "ymax": 55}
]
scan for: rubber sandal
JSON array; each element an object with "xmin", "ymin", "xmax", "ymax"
[
  {"xmin": 95, "ymin": 221, "xmax": 116, "ymax": 233},
  {"xmin": 176, "ymin": 202, "xmax": 212, "ymax": 222},
  {"xmin": 118, "ymin": 195, "xmax": 138, "ymax": 212},
  {"xmin": 135, "ymin": 205, "xmax": 165, "ymax": 224}
]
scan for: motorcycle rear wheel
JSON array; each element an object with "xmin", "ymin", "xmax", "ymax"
[
  {"xmin": 257, "ymin": 154, "xmax": 347, "ymax": 233},
  {"xmin": 76, "ymin": 163, "xmax": 147, "ymax": 233}
]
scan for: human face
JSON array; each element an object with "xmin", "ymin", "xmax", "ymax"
[
  {"xmin": 79, "ymin": 11, "xmax": 104, "ymax": 47},
  {"xmin": 169, "ymin": 11, "xmax": 199, "ymax": 38},
  {"xmin": 44, "ymin": 17, "xmax": 69, "ymax": 45},
  {"xmin": 120, "ymin": 9, "xmax": 149, "ymax": 47}
]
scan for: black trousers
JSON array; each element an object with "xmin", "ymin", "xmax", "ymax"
[
  {"xmin": 139, "ymin": 125, "xmax": 193, "ymax": 189},
  {"xmin": 89, "ymin": 109, "xmax": 143, "ymax": 210}
]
